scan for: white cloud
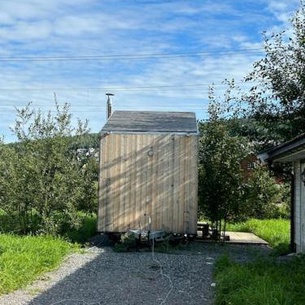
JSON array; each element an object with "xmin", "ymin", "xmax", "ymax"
[
  {"xmin": 265, "ymin": 0, "xmax": 300, "ymax": 23},
  {"xmin": 0, "ymin": 0, "xmax": 301, "ymax": 142}
]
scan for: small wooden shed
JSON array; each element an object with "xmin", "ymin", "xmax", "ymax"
[
  {"xmin": 267, "ymin": 133, "xmax": 305, "ymax": 253},
  {"xmin": 97, "ymin": 110, "xmax": 198, "ymax": 235}
]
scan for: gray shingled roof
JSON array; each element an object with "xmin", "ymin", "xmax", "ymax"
[{"xmin": 101, "ymin": 111, "xmax": 198, "ymax": 134}]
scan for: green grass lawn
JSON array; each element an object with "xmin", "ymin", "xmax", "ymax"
[
  {"xmin": 0, "ymin": 234, "xmax": 76, "ymax": 295},
  {"xmin": 215, "ymin": 254, "xmax": 305, "ymax": 305},
  {"xmin": 215, "ymin": 219, "xmax": 305, "ymax": 305}
]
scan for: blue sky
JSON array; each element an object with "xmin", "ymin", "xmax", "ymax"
[{"xmin": 0, "ymin": 0, "xmax": 300, "ymax": 142}]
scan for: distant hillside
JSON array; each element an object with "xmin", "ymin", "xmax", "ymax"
[
  {"xmin": 6, "ymin": 132, "xmax": 100, "ymax": 151},
  {"xmin": 69, "ymin": 133, "xmax": 100, "ymax": 150}
]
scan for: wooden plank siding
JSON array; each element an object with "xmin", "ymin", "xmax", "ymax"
[{"xmin": 98, "ymin": 132, "xmax": 198, "ymax": 234}]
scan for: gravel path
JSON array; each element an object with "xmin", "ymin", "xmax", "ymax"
[{"xmin": 0, "ymin": 242, "xmax": 272, "ymax": 305}]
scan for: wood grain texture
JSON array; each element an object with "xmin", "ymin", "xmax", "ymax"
[{"xmin": 98, "ymin": 112, "xmax": 198, "ymax": 235}]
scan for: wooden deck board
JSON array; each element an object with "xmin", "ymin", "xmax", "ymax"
[
  {"xmin": 196, "ymin": 230, "xmax": 268, "ymax": 245},
  {"xmin": 225, "ymin": 231, "xmax": 268, "ymax": 245}
]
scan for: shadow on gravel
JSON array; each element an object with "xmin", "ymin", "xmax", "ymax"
[
  {"xmin": 27, "ymin": 239, "xmax": 271, "ymax": 305},
  {"xmin": 27, "ymin": 251, "xmax": 212, "ymax": 305}
]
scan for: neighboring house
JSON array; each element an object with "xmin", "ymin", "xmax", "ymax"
[
  {"xmin": 267, "ymin": 133, "xmax": 305, "ymax": 253},
  {"xmin": 97, "ymin": 110, "xmax": 199, "ymax": 235},
  {"xmin": 240, "ymin": 154, "xmax": 259, "ymax": 180},
  {"xmin": 76, "ymin": 147, "xmax": 99, "ymax": 164}
]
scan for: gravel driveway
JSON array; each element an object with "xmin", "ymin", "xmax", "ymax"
[{"xmin": 0, "ymin": 241, "xmax": 272, "ymax": 305}]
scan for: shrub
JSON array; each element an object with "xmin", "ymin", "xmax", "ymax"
[
  {"xmin": 65, "ymin": 213, "xmax": 97, "ymax": 243},
  {"xmin": 242, "ymin": 166, "xmax": 290, "ymax": 220}
]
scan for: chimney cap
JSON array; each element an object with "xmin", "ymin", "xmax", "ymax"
[{"xmin": 106, "ymin": 93, "xmax": 114, "ymax": 96}]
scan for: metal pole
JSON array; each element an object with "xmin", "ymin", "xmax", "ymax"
[{"xmin": 106, "ymin": 93, "xmax": 114, "ymax": 119}]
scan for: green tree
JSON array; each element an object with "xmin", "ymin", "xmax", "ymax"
[
  {"xmin": 0, "ymin": 102, "xmax": 97, "ymax": 235},
  {"xmin": 245, "ymin": 4, "xmax": 305, "ymax": 142},
  {"xmin": 242, "ymin": 166, "xmax": 290, "ymax": 219},
  {"xmin": 198, "ymin": 96, "xmax": 251, "ymax": 237},
  {"xmin": 0, "ymin": 141, "xmax": 28, "ymax": 232}
]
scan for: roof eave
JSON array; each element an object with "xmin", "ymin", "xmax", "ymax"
[{"xmin": 268, "ymin": 137, "xmax": 305, "ymax": 162}]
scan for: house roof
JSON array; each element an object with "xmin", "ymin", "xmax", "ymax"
[
  {"xmin": 101, "ymin": 111, "xmax": 198, "ymax": 134},
  {"xmin": 267, "ymin": 133, "xmax": 305, "ymax": 162}
]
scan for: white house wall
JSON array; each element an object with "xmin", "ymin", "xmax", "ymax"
[
  {"xmin": 294, "ymin": 160, "xmax": 305, "ymax": 253},
  {"xmin": 300, "ymin": 161, "xmax": 305, "ymax": 253},
  {"xmin": 294, "ymin": 161, "xmax": 301, "ymax": 252}
]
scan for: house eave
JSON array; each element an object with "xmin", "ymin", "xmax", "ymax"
[{"xmin": 267, "ymin": 133, "xmax": 305, "ymax": 162}]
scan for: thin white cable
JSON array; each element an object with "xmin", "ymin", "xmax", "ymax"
[
  {"xmin": 151, "ymin": 234, "xmax": 174, "ymax": 305},
  {"xmin": 50, "ymin": 298, "xmax": 100, "ymax": 305}
]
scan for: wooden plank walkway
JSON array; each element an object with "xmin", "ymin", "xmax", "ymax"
[
  {"xmin": 196, "ymin": 230, "xmax": 268, "ymax": 245},
  {"xmin": 225, "ymin": 231, "xmax": 268, "ymax": 245}
]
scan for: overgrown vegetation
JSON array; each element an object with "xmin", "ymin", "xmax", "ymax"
[
  {"xmin": 0, "ymin": 102, "xmax": 98, "ymax": 237},
  {"xmin": 113, "ymin": 232, "xmax": 139, "ymax": 252},
  {"xmin": 198, "ymin": 108, "xmax": 290, "ymax": 236},
  {"xmin": 64, "ymin": 213, "xmax": 97, "ymax": 244},
  {"xmin": 214, "ymin": 218, "xmax": 292, "ymax": 304},
  {"xmin": 198, "ymin": 100, "xmax": 250, "ymax": 237},
  {"xmin": 0, "ymin": 234, "xmax": 76, "ymax": 295},
  {"xmin": 227, "ymin": 218, "xmax": 290, "ymax": 254},
  {"xmin": 214, "ymin": 255, "xmax": 305, "ymax": 305},
  {"xmin": 242, "ymin": 167, "xmax": 290, "ymax": 220},
  {"xmin": 199, "ymin": 3, "xmax": 305, "ymax": 233},
  {"xmin": 0, "ymin": 102, "xmax": 100, "ymax": 295}
]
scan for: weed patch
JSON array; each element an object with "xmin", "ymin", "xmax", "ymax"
[
  {"xmin": 113, "ymin": 233, "xmax": 189, "ymax": 253},
  {"xmin": 0, "ymin": 234, "xmax": 76, "ymax": 295},
  {"xmin": 65, "ymin": 213, "xmax": 97, "ymax": 243},
  {"xmin": 227, "ymin": 219, "xmax": 290, "ymax": 254},
  {"xmin": 215, "ymin": 255, "xmax": 305, "ymax": 305},
  {"xmin": 113, "ymin": 232, "xmax": 138, "ymax": 252}
]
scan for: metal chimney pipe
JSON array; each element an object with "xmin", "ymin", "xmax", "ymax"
[{"xmin": 106, "ymin": 93, "xmax": 114, "ymax": 119}]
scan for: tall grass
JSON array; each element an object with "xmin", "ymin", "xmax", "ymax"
[
  {"xmin": 227, "ymin": 218, "xmax": 290, "ymax": 253},
  {"xmin": 214, "ymin": 219, "xmax": 299, "ymax": 305},
  {"xmin": 0, "ymin": 234, "xmax": 76, "ymax": 295},
  {"xmin": 215, "ymin": 255, "xmax": 305, "ymax": 305}
]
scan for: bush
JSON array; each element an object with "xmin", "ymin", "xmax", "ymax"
[
  {"xmin": 0, "ymin": 103, "xmax": 97, "ymax": 236},
  {"xmin": 241, "ymin": 166, "xmax": 290, "ymax": 220},
  {"xmin": 113, "ymin": 232, "xmax": 137, "ymax": 252},
  {"xmin": 65, "ymin": 213, "xmax": 97, "ymax": 243}
]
